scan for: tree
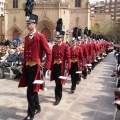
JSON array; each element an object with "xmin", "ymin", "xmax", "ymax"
[
  {"xmin": 91, "ymin": 20, "xmax": 112, "ymax": 35},
  {"xmin": 91, "ymin": 19, "xmax": 120, "ymax": 42}
]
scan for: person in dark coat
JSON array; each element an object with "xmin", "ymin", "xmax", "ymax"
[
  {"xmin": 0, "ymin": 49, "xmax": 18, "ymax": 78},
  {"xmin": 4, "ymin": 38, "xmax": 11, "ymax": 47},
  {"xmin": 11, "ymin": 48, "xmax": 24, "ymax": 79}
]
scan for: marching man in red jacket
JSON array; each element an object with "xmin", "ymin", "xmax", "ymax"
[
  {"xmin": 70, "ymin": 33, "xmax": 84, "ymax": 93},
  {"xmin": 18, "ymin": 14, "xmax": 52, "ymax": 120},
  {"xmin": 51, "ymin": 18, "xmax": 71, "ymax": 105}
]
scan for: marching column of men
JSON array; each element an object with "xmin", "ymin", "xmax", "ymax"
[
  {"xmin": 50, "ymin": 25, "xmax": 114, "ymax": 105},
  {"xmin": 18, "ymin": 15, "xmax": 114, "ymax": 120}
]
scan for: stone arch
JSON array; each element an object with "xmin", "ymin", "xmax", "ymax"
[
  {"xmin": 37, "ymin": 20, "xmax": 56, "ymax": 41},
  {"xmin": 7, "ymin": 25, "xmax": 22, "ymax": 41},
  {"xmin": 41, "ymin": 28, "xmax": 51, "ymax": 41}
]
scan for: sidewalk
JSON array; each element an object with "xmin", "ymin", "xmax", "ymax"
[{"xmin": 0, "ymin": 52, "xmax": 119, "ymax": 120}]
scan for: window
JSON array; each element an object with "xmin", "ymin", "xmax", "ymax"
[
  {"xmin": 105, "ymin": 5, "xmax": 109, "ymax": 8},
  {"xmin": 112, "ymin": 16, "xmax": 114, "ymax": 19},
  {"xmin": 111, "ymin": 5, "xmax": 114, "ymax": 7},
  {"xmin": 1, "ymin": 7, "xmax": 3, "ymax": 12},
  {"xmin": 106, "ymin": 0, "xmax": 110, "ymax": 3},
  {"xmin": 117, "ymin": 4, "xmax": 120, "ymax": 7},
  {"xmin": 13, "ymin": 0, "xmax": 18, "ymax": 8},
  {"xmin": 75, "ymin": 0, "xmax": 81, "ymax": 7},
  {"xmin": 111, "ymin": 0, "xmax": 115, "ymax": 3},
  {"xmin": 105, "ymin": 9, "xmax": 109, "ymax": 12},
  {"xmin": 91, "ymin": 8, "xmax": 95, "ymax": 10},
  {"xmin": 116, "ymin": 13, "xmax": 120, "ymax": 15},
  {"xmin": 111, "ymin": 9, "xmax": 114, "ymax": 11},
  {"xmin": 91, "ymin": 11, "xmax": 94, "ymax": 14}
]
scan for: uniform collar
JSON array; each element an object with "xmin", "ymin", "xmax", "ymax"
[
  {"xmin": 29, "ymin": 30, "xmax": 36, "ymax": 39},
  {"xmin": 57, "ymin": 42, "xmax": 63, "ymax": 46}
]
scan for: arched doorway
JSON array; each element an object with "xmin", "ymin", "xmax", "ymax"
[
  {"xmin": 37, "ymin": 20, "xmax": 55, "ymax": 41},
  {"xmin": 41, "ymin": 28, "xmax": 51, "ymax": 41},
  {"xmin": 13, "ymin": 30, "xmax": 19, "ymax": 40}
]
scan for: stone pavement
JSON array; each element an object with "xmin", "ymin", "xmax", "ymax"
[{"xmin": 0, "ymin": 51, "xmax": 120, "ymax": 120}]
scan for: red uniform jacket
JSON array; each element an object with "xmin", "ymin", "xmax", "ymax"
[
  {"xmin": 79, "ymin": 43, "xmax": 88, "ymax": 63},
  {"xmin": 18, "ymin": 32, "xmax": 52, "ymax": 92},
  {"xmin": 96, "ymin": 43, "xmax": 100, "ymax": 55},
  {"xmin": 90, "ymin": 41, "xmax": 97, "ymax": 63},
  {"xmin": 50, "ymin": 42, "xmax": 71, "ymax": 84},
  {"xmin": 85, "ymin": 41, "xmax": 91, "ymax": 63},
  {"xmin": 70, "ymin": 46, "xmax": 84, "ymax": 68}
]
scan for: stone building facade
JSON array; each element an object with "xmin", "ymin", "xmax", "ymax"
[
  {"xmin": 0, "ymin": 0, "xmax": 5, "ymax": 40},
  {"xmin": 4, "ymin": 0, "xmax": 90, "ymax": 42}
]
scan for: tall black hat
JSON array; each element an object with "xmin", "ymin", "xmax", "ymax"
[
  {"xmin": 88, "ymin": 30, "xmax": 91, "ymax": 37},
  {"xmin": 56, "ymin": 18, "xmax": 65, "ymax": 38},
  {"xmin": 84, "ymin": 27, "xmax": 88, "ymax": 36},
  {"xmin": 78, "ymin": 28, "xmax": 82, "ymax": 41},
  {"xmin": 92, "ymin": 33, "xmax": 96, "ymax": 40},
  {"xmin": 26, "ymin": 14, "xmax": 38, "ymax": 23},
  {"xmin": 72, "ymin": 27, "xmax": 78, "ymax": 41},
  {"xmin": 56, "ymin": 31, "xmax": 65, "ymax": 38}
]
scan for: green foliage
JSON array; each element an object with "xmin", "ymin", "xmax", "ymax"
[{"xmin": 91, "ymin": 20, "xmax": 120, "ymax": 42}]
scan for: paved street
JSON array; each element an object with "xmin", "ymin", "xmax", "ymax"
[{"xmin": 0, "ymin": 51, "xmax": 120, "ymax": 120}]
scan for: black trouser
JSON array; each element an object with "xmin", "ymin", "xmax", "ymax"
[
  {"xmin": 53, "ymin": 64, "xmax": 62, "ymax": 101},
  {"xmin": 0, "ymin": 62, "xmax": 11, "ymax": 76},
  {"xmin": 82, "ymin": 66, "xmax": 88, "ymax": 76},
  {"xmin": 70, "ymin": 62, "xmax": 79, "ymax": 90},
  {"xmin": 26, "ymin": 65, "xmax": 40, "ymax": 116}
]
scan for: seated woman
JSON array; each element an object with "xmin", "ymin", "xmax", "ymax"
[{"xmin": 11, "ymin": 48, "xmax": 24, "ymax": 79}]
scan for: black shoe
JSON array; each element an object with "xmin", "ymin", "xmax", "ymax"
[
  {"xmin": 76, "ymin": 81, "xmax": 80, "ymax": 84},
  {"xmin": 34, "ymin": 108, "xmax": 41, "ymax": 115},
  {"xmin": 111, "ymin": 74, "xmax": 116, "ymax": 77},
  {"xmin": 24, "ymin": 115, "xmax": 34, "ymax": 120},
  {"xmin": 14, "ymin": 73, "xmax": 22, "ymax": 79},
  {"xmin": 1, "ymin": 75, "xmax": 5, "ymax": 79},
  {"xmin": 54, "ymin": 100, "xmax": 60, "ymax": 105},
  {"xmin": 71, "ymin": 90, "xmax": 74, "ymax": 94},
  {"xmin": 82, "ymin": 76, "xmax": 87, "ymax": 79}
]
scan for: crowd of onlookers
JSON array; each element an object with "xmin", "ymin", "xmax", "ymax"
[
  {"xmin": 0, "ymin": 38, "xmax": 24, "ymax": 79},
  {"xmin": 111, "ymin": 45, "xmax": 120, "ymax": 119}
]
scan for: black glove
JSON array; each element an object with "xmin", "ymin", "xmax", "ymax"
[{"xmin": 43, "ymin": 68, "xmax": 48, "ymax": 76}]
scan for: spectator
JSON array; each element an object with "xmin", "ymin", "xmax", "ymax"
[
  {"xmin": 13, "ymin": 40, "xmax": 18, "ymax": 48},
  {"xmin": 4, "ymin": 38, "xmax": 11, "ymax": 47},
  {"xmin": 0, "ymin": 49, "xmax": 18, "ymax": 78},
  {"xmin": 11, "ymin": 48, "xmax": 24, "ymax": 79},
  {"xmin": 0, "ymin": 40, "xmax": 4, "ymax": 46}
]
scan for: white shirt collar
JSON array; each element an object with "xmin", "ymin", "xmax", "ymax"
[
  {"xmin": 29, "ymin": 30, "xmax": 36, "ymax": 39},
  {"xmin": 58, "ymin": 42, "xmax": 62, "ymax": 46}
]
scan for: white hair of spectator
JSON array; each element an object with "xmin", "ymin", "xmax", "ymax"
[{"xmin": 9, "ymin": 49, "xmax": 15, "ymax": 54}]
